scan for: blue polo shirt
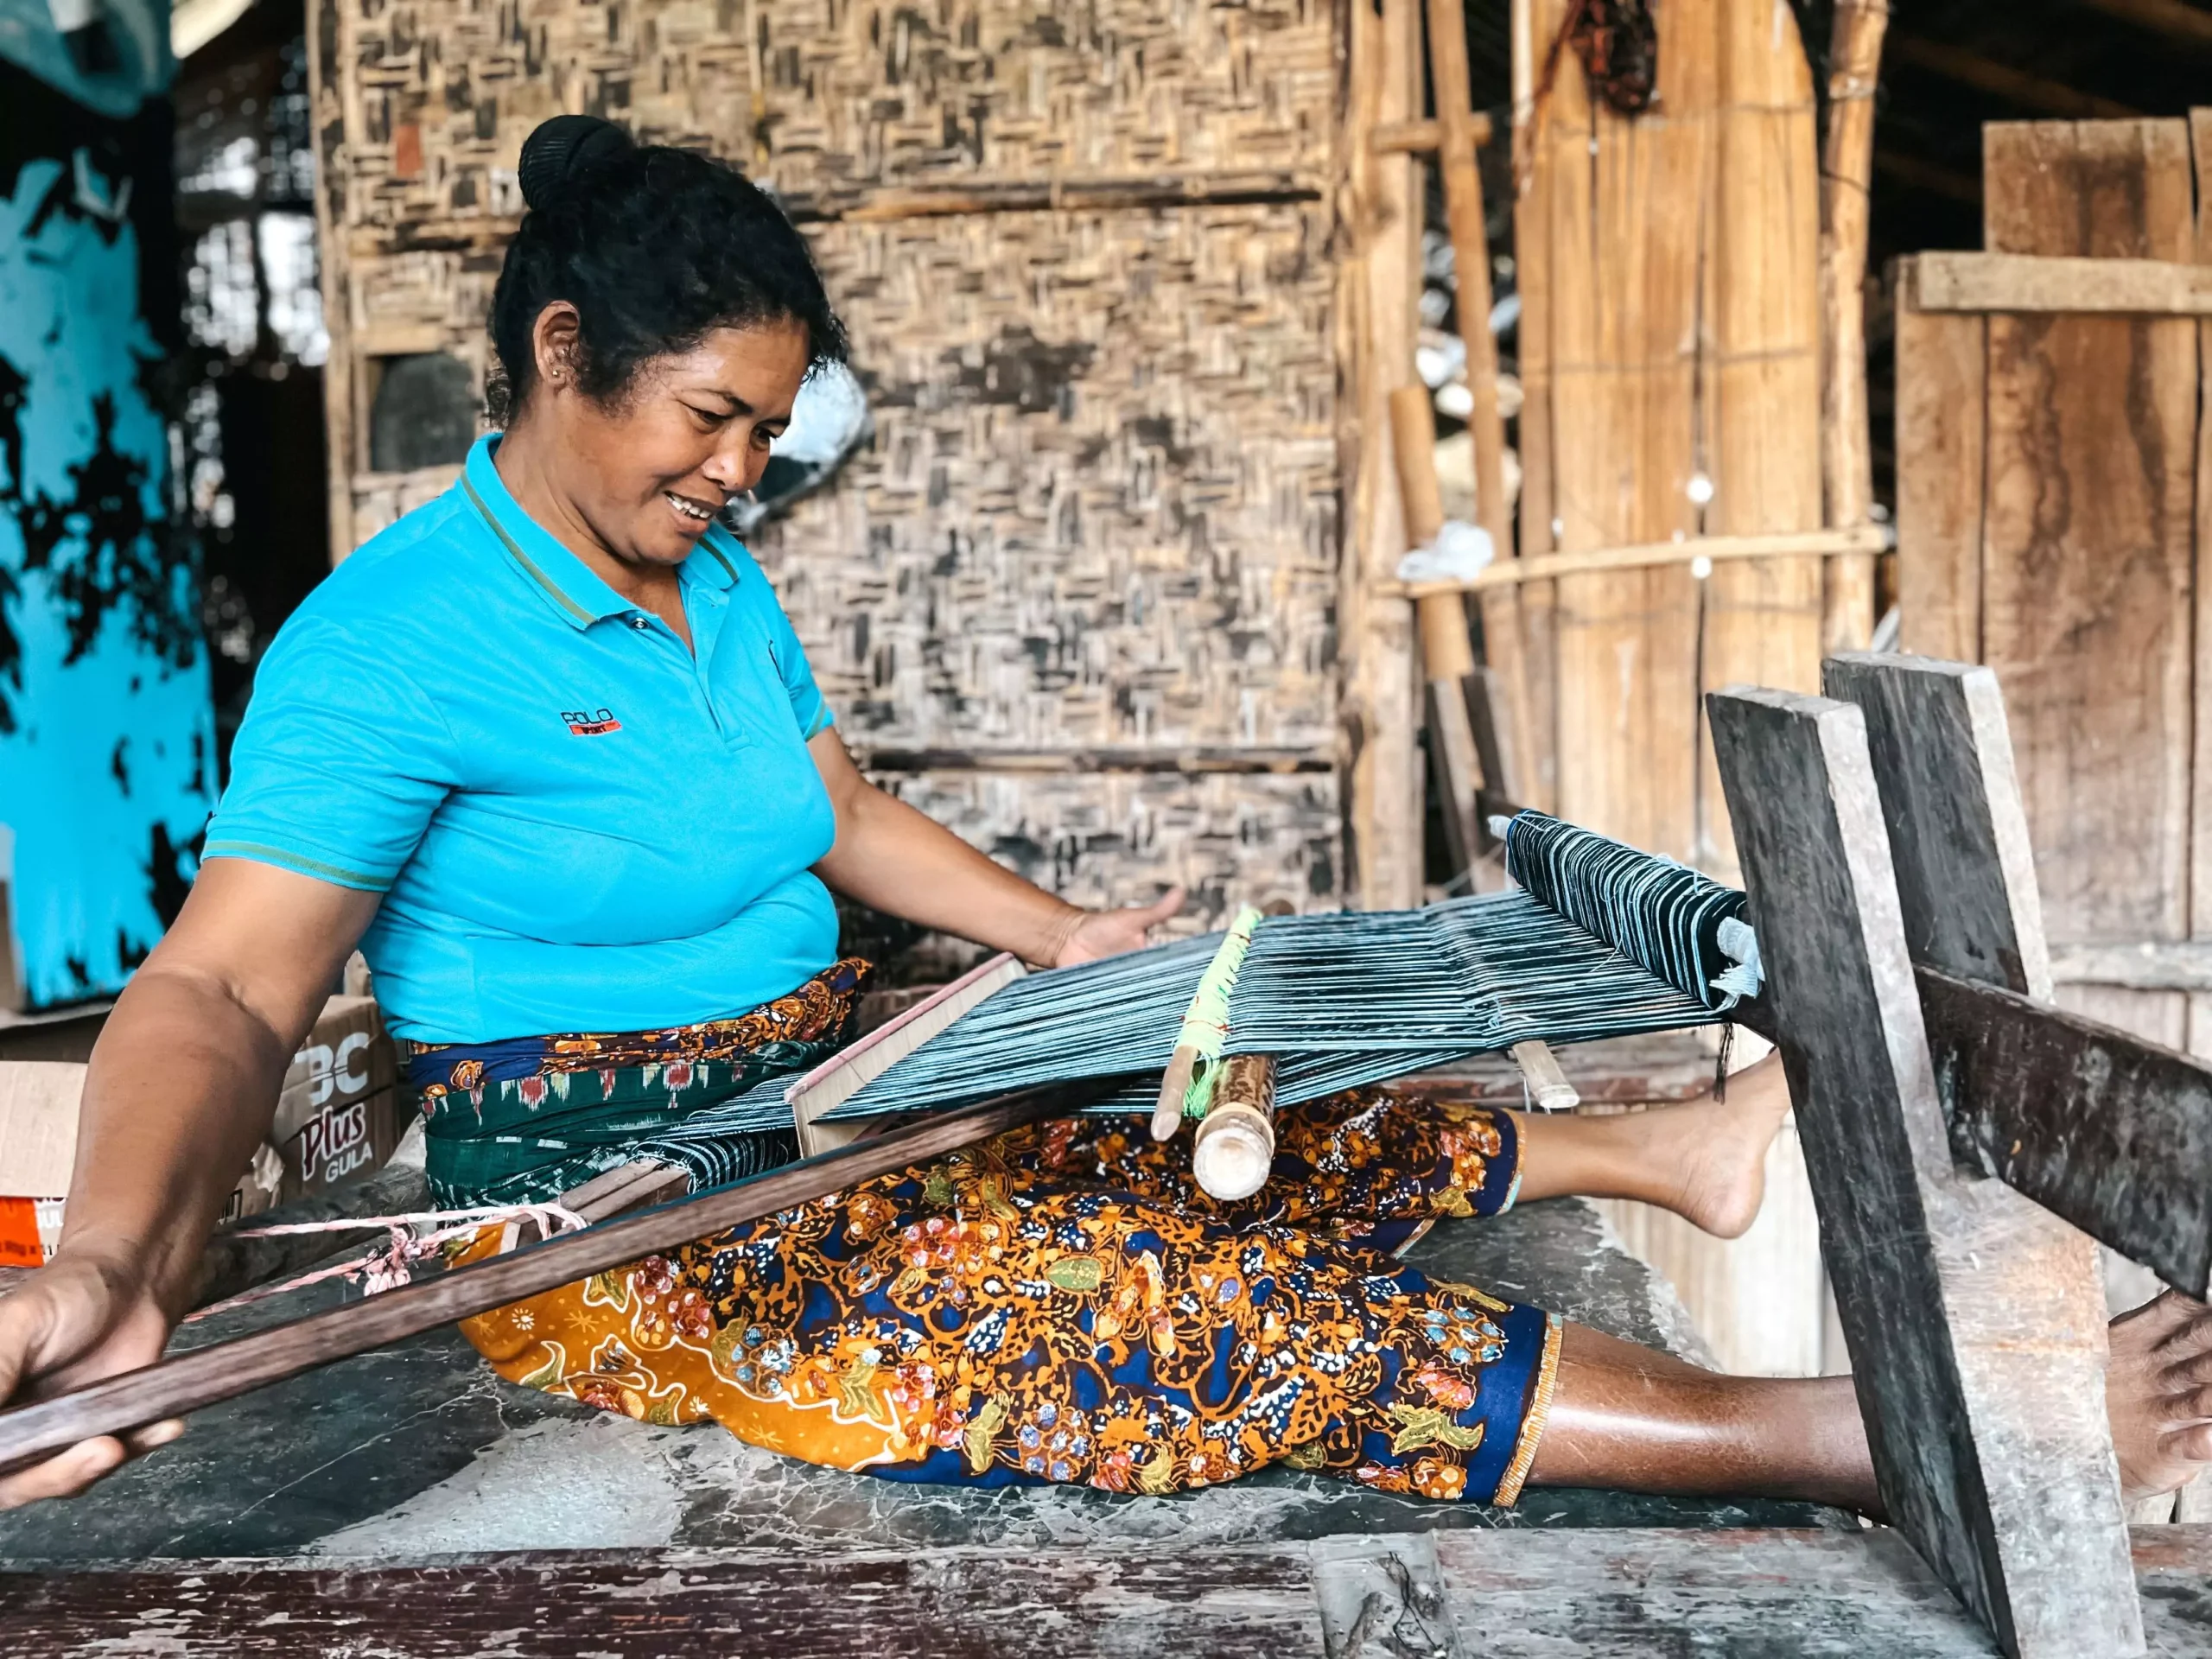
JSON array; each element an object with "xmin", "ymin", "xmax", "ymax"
[{"xmin": 203, "ymin": 436, "xmax": 840, "ymax": 1044}]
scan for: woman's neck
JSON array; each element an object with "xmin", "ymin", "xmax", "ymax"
[{"xmin": 492, "ymin": 416, "xmax": 685, "ymax": 615}]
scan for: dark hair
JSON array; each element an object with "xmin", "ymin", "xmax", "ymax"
[{"xmin": 486, "ymin": 116, "xmax": 849, "ymax": 424}]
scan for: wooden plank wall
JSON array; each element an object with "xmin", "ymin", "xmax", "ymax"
[
  {"xmin": 1516, "ymin": 0, "xmax": 1825, "ymax": 876},
  {"xmin": 1983, "ymin": 121, "xmax": 2199, "ymax": 1049},
  {"xmin": 1897, "ymin": 120, "xmax": 2208, "ymax": 1054},
  {"xmin": 1514, "ymin": 0, "xmax": 1828, "ymax": 1376},
  {"xmin": 308, "ymin": 1, "xmax": 1364, "ymax": 929}
]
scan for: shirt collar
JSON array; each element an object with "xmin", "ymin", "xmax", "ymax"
[
  {"xmin": 686, "ymin": 524, "xmax": 747, "ymax": 594},
  {"xmin": 460, "ymin": 435, "xmax": 745, "ymax": 627}
]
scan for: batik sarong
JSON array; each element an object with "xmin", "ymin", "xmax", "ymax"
[{"xmin": 421, "ymin": 968, "xmax": 1564, "ymax": 1505}]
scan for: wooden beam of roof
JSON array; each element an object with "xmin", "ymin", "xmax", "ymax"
[
  {"xmin": 1888, "ymin": 34, "xmax": 2143, "ymax": 120},
  {"xmin": 2076, "ymin": 0, "xmax": 2212, "ymax": 48}
]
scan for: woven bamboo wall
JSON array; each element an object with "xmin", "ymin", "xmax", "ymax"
[{"xmin": 309, "ymin": 0, "xmax": 1351, "ymax": 930}]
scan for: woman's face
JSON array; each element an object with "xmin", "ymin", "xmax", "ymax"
[{"xmin": 532, "ymin": 311, "xmax": 812, "ymax": 567}]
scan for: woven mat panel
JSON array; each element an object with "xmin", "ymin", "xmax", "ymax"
[
  {"xmin": 331, "ymin": 0, "xmax": 1338, "ymax": 237},
  {"xmin": 879, "ymin": 767, "xmax": 1342, "ymax": 916}
]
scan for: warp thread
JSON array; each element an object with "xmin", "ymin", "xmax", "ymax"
[{"xmin": 183, "ymin": 1201, "xmax": 588, "ymax": 1325}]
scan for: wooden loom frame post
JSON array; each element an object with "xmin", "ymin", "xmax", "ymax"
[
  {"xmin": 1817, "ymin": 0, "xmax": 1889, "ymax": 653},
  {"xmin": 1708, "ymin": 674, "xmax": 2141, "ymax": 1658}
]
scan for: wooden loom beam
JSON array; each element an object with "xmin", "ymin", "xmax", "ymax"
[
  {"xmin": 1709, "ymin": 673, "xmax": 2141, "ymax": 1657},
  {"xmin": 0, "ymin": 1078, "xmax": 1121, "ymax": 1478}
]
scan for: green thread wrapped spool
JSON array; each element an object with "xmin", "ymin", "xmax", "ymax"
[{"xmin": 1148, "ymin": 905, "xmax": 1264, "ymax": 1142}]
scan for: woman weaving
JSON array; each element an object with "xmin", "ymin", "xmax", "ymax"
[{"xmin": 6, "ymin": 117, "xmax": 2212, "ymax": 1516}]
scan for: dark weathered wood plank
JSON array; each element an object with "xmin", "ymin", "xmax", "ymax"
[
  {"xmin": 13, "ymin": 1527, "xmax": 2209, "ymax": 1657},
  {"xmin": 1433, "ymin": 1527, "xmax": 1999, "ymax": 1655},
  {"xmin": 0, "ymin": 1547, "xmax": 1327, "ymax": 1659},
  {"xmin": 1823, "ymin": 652, "xmax": 2212, "ymax": 1287},
  {"xmin": 0, "ymin": 1078, "xmax": 1120, "ymax": 1478},
  {"xmin": 1916, "ymin": 967, "xmax": 2212, "ymax": 1296},
  {"xmin": 1433, "ymin": 1524, "xmax": 2212, "ymax": 1656},
  {"xmin": 1707, "ymin": 684, "xmax": 2140, "ymax": 1658},
  {"xmin": 1821, "ymin": 657, "xmax": 2051, "ymax": 996}
]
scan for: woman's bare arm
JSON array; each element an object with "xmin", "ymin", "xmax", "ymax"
[
  {"xmin": 807, "ymin": 730, "xmax": 1181, "ymax": 965},
  {"xmin": 58, "ymin": 859, "xmax": 381, "ymax": 1306},
  {"xmin": 0, "ymin": 858, "xmax": 378, "ymax": 1507}
]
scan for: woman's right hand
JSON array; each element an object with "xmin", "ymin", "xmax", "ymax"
[{"xmin": 0, "ymin": 1247, "xmax": 181, "ymax": 1509}]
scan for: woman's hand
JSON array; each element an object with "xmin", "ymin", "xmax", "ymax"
[
  {"xmin": 1049, "ymin": 887, "xmax": 1187, "ymax": 967},
  {"xmin": 0, "ymin": 1247, "xmax": 182, "ymax": 1509}
]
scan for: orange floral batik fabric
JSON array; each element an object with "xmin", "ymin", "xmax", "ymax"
[{"xmin": 456, "ymin": 1085, "xmax": 1562, "ymax": 1507}]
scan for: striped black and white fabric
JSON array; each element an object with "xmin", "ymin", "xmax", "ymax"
[{"xmin": 804, "ymin": 812, "xmax": 1764, "ymax": 1126}]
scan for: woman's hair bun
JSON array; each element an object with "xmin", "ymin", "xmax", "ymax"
[{"xmin": 517, "ymin": 115, "xmax": 636, "ymax": 212}]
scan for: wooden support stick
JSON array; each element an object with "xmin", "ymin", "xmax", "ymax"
[
  {"xmin": 1376, "ymin": 524, "xmax": 1893, "ymax": 600},
  {"xmin": 1508, "ymin": 1039, "xmax": 1580, "ymax": 1110},
  {"xmin": 1709, "ymin": 682, "xmax": 2139, "ymax": 1657},
  {"xmin": 0, "ymin": 1077, "xmax": 1122, "ymax": 1478},
  {"xmin": 1390, "ymin": 385, "xmax": 1486, "ymax": 879},
  {"xmin": 1369, "ymin": 112, "xmax": 1494, "ymax": 154},
  {"xmin": 1191, "ymin": 1053, "xmax": 1278, "ymax": 1202},
  {"xmin": 791, "ymin": 952, "xmax": 1026, "ymax": 1157},
  {"xmin": 1426, "ymin": 0, "xmax": 1530, "ymax": 799}
]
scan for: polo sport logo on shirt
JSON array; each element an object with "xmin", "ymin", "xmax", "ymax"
[{"xmin": 563, "ymin": 707, "xmax": 623, "ymax": 736}]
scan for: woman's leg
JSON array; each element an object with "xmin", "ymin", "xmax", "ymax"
[
  {"xmin": 1510, "ymin": 1052, "xmax": 1795, "ymax": 1237},
  {"xmin": 1527, "ymin": 1324, "xmax": 1876, "ymax": 1509},
  {"xmin": 1525, "ymin": 1292, "xmax": 2212, "ymax": 1511}
]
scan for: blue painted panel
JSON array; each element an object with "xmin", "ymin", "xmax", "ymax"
[{"xmin": 0, "ymin": 87, "xmax": 211, "ymax": 1008}]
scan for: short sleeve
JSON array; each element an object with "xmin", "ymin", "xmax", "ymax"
[
  {"xmin": 202, "ymin": 614, "xmax": 459, "ymax": 892},
  {"xmin": 756, "ymin": 586, "xmax": 834, "ymax": 741}
]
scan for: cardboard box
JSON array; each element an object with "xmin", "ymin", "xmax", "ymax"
[
  {"xmin": 272, "ymin": 995, "xmax": 403, "ymax": 1204},
  {"xmin": 0, "ymin": 995, "xmax": 404, "ymax": 1265}
]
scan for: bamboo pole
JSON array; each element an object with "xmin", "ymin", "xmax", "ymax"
[
  {"xmin": 1390, "ymin": 385, "xmax": 1487, "ymax": 875},
  {"xmin": 1338, "ymin": 0, "xmax": 1428, "ymax": 909},
  {"xmin": 1427, "ymin": 0, "xmax": 1533, "ymax": 800},
  {"xmin": 1379, "ymin": 523, "xmax": 1892, "ymax": 599},
  {"xmin": 1508, "ymin": 0, "xmax": 1558, "ymax": 811},
  {"xmin": 1818, "ymin": 0, "xmax": 1890, "ymax": 653}
]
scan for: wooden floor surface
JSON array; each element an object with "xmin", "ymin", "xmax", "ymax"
[{"xmin": 9, "ymin": 1523, "xmax": 2211, "ymax": 1656}]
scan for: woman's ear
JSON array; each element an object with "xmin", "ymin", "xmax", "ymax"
[{"xmin": 531, "ymin": 302, "xmax": 584, "ymax": 392}]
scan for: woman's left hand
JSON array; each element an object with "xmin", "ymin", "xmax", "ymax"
[{"xmin": 1052, "ymin": 887, "xmax": 1186, "ymax": 967}]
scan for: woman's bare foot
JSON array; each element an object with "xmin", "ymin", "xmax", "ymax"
[
  {"xmin": 1655, "ymin": 1053, "xmax": 1795, "ymax": 1239},
  {"xmin": 1508, "ymin": 1053, "xmax": 1796, "ymax": 1235},
  {"xmin": 2106, "ymin": 1290, "xmax": 2212, "ymax": 1503}
]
